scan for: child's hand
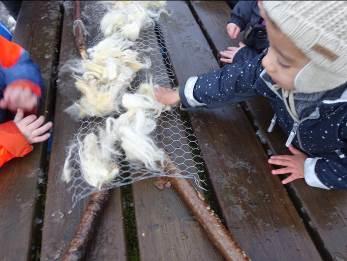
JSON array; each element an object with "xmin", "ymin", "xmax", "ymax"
[
  {"xmin": 0, "ymin": 85, "xmax": 38, "ymax": 112},
  {"xmin": 219, "ymin": 42, "xmax": 246, "ymax": 63},
  {"xmin": 14, "ymin": 109, "xmax": 53, "ymax": 144},
  {"xmin": 226, "ymin": 23, "xmax": 241, "ymax": 39},
  {"xmin": 154, "ymin": 86, "xmax": 180, "ymax": 106},
  {"xmin": 268, "ymin": 146, "xmax": 307, "ymax": 184}
]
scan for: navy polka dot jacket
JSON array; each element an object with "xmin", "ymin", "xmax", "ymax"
[{"xmin": 179, "ymin": 47, "xmax": 347, "ymax": 190}]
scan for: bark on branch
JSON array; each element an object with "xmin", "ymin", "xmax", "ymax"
[
  {"xmin": 162, "ymin": 160, "xmax": 249, "ymax": 261},
  {"xmin": 73, "ymin": 0, "xmax": 87, "ymax": 60},
  {"xmin": 62, "ymin": 190, "xmax": 110, "ymax": 261},
  {"xmin": 170, "ymin": 177, "xmax": 249, "ymax": 261}
]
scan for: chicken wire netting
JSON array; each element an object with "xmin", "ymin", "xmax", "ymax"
[{"xmin": 61, "ymin": 1, "xmax": 206, "ymax": 207}]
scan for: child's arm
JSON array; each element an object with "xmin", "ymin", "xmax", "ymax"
[
  {"xmin": 303, "ymin": 153, "xmax": 347, "ymax": 190},
  {"xmin": 181, "ymin": 47, "xmax": 263, "ymax": 109},
  {"xmin": 156, "ymin": 47, "xmax": 263, "ymax": 107},
  {"xmin": 0, "ymin": 109, "xmax": 52, "ymax": 168},
  {"xmin": 227, "ymin": 0, "xmax": 258, "ymax": 39},
  {"xmin": 0, "ymin": 35, "xmax": 43, "ymax": 112},
  {"xmin": 298, "ymin": 118, "xmax": 347, "ymax": 189}
]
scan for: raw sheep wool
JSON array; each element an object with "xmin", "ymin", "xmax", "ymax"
[
  {"xmin": 62, "ymin": 1, "xmax": 202, "ymax": 204},
  {"xmin": 100, "ymin": 1, "xmax": 166, "ymax": 41},
  {"xmin": 77, "ymin": 132, "xmax": 120, "ymax": 189},
  {"xmin": 66, "ymin": 36, "xmax": 151, "ymax": 118},
  {"xmin": 122, "ymin": 79, "xmax": 171, "ymax": 118},
  {"xmin": 114, "ymin": 110, "xmax": 166, "ymax": 171}
]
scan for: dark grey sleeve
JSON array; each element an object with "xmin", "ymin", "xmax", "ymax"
[{"xmin": 228, "ymin": 0, "xmax": 258, "ymax": 31}]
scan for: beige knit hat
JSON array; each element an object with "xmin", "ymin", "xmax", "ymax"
[{"xmin": 262, "ymin": 1, "xmax": 347, "ymax": 93}]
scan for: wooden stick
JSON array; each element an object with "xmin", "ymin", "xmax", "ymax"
[
  {"xmin": 170, "ymin": 177, "xmax": 249, "ymax": 261},
  {"xmin": 62, "ymin": 190, "xmax": 110, "ymax": 261},
  {"xmin": 73, "ymin": 0, "xmax": 88, "ymax": 60},
  {"xmin": 163, "ymin": 159, "xmax": 249, "ymax": 261},
  {"xmin": 62, "ymin": 160, "xmax": 249, "ymax": 260}
]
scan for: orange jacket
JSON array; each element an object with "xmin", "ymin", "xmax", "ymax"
[
  {"xmin": 0, "ymin": 121, "xmax": 32, "ymax": 167},
  {"xmin": 0, "ymin": 35, "xmax": 43, "ymax": 168}
]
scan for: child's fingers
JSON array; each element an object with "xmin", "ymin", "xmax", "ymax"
[
  {"xmin": 269, "ymin": 155, "xmax": 292, "ymax": 161},
  {"xmin": 0, "ymin": 99, "xmax": 7, "ymax": 109},
  {"xmin": 271, "ymin": 167, "xmax": 293, "ymax": 175},
  {"xmin": 234, "ymin": 27, "xmax": 240, "ymax": 37},
  {"xmin": 21, "ymin": 94, "xmax": 37, "ymax": 111},
  {"xmin": 6, "ymin": 89, "xmax": 21, "ymax": 109},
  {"xmin": 14, "ymin": 108, "xmax": 24, "ymax": 122},
  {"xmin": 238, "ymin": 42, "xmax": 246, "ymax": 48},
  {"xmin": 32, "ymin": 121, "xmax": 53, "ymax": 137},
  {"xmin": 220, "ymin": 50, "xmax": 235, "ymax": 58},
  {"xmin": 28, "ymin": 115, "xmax": 45, "ymax": 130},
  {"xmin": 268, "ymin": 157, "xmax": 294, "ymax": 167},
  {"xmin": 220, "ymin": 57, "xmax": 233, "ymax": 64},
  {"xmin": 21, "ymin": 114, "xmax": 38, "ymax": 125},
  {"xmin": 16, "ymin": 90, "xmax": 37, "ymax": 111},
  {"xmin": 282, "ymin": 174, "xmax": 299, "ymax": 184},
  {"xmin": 227, "ymin": 27, "xmax": 237, "ymax": 39},
  {"xmin": 31, "ymin": 133, "xmax": 51, "ymax": 144}
]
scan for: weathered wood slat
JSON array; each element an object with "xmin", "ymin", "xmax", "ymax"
[
  {"xmin": 131, "ymin": 25, "xmax": 223, "ymax": 261},
  {"xmin": 0, "ymin": 2, "xmax": 62, "ymax": 260},
  {"xmin": 189, "ymin": 1, "xmax": 347, "ymax": 259},
  {"xmin": 159, "ymin": 1, "xmax": 322, "ymax": 260},
  {"xmin": 40, "ymin": 2, "xmax": 126, "ymax": 260}
]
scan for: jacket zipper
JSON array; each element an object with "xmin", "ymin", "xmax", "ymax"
[
  {"xmin": 260, "ymin": 70, "xmax": 321, "ymax": 150},
  {"xmin": 286, "ymin": 122, "xmax": 299, "ymax": 147},
  {"xmin": 289, "ymin": 107, "xmax": 320, "ymax": 149},
  {"xmin": 267, "ymin": 114, "xmax": 277, "ymax": 132}
]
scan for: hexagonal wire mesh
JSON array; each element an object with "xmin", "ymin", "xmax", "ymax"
[{"xmin": 62, "ymin": 2, "xmax": 206, "ymax": 207}]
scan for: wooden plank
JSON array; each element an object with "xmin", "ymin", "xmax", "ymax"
[
  {"xmin": 159, "ymin": 1, "xmax": 322, "ymax": 260},
  {"xmin": 190, "ymin": 1, "xmax": 347, "ymax": 259},
  {"xmin": 40, "ymin": 2, "xmax": 126, "ymax": 260},
  {"xmin": 0, "ymin": 2, "xmax": 62, "ymax": 260},
  {"xmin": 131, "ymin": 26, "xmax": 223, "ymax": 260}
]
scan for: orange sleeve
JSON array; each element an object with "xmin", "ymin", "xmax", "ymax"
[
  {"xmin": 0, "ymin": 121, "xmax": 33, "ymax": 168},
  {"xmin": 0, "ymin": 35, "xmax": 22, "ymax": 68},
  {"xmin": 0, "ymin": 146, "xmax": 15, "ymax": 167}
]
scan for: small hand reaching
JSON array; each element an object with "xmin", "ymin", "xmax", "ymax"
[
  {"xmin": 14, "ymin": 109, "xmax": 53, "ymax": 144},
  {"xmin": 268, "ymin": 145, "xmax": 307, "ymax": 184},
  {"xmin": 226, "ymin": 23, "xmax": 241, "ymax": 39},
  {"xmin": 154, "ymin": 86, "xmax": 180, "ymax": 106},
  {"xmin": 0, "ymin": 85, "xmax": 38, "ymax": 112},
  {"xmin": 219, "ymin": 42, "xmax": 246, "ymax": 64}
]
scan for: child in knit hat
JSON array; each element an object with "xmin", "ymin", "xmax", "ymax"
[{"xmin": 155, "ymin": 1, "xmax": 347, "ymax": 189}]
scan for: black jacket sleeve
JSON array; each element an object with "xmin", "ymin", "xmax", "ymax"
[{"xmin": 228, "ymin": 0, "xmax": 258, "ymax": 31}]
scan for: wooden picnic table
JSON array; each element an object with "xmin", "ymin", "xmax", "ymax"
[{"xmin": 0, "ymin": 1, "xmax": 346, "ymax": 260}]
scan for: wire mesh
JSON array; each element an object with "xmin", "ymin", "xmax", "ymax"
[{"xmin": 61, "ymin": 1, "xmax": 206, "ymax": 207}]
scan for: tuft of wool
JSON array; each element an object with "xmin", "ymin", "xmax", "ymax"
[
  {"xmin": 62, "ymin": 143, "xmax": 77, "ymax": 183},
  {"xmin": 114, "ymin": 110, "xmax": 166, "ymax": 170},
  {"xmin": 78, "ymin": 132, "xmax": 120, "ymax": 189},
  {"xmin": 122, "ymin": 80, "xmax": 171, "ymax": 118},
  {"xmin": 100, "ymin": 1, "xmax": 166, "ymax": 41},
  {"xmin": 66, "ymin": 36, "xmax": 150, "ymax": 118}
]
